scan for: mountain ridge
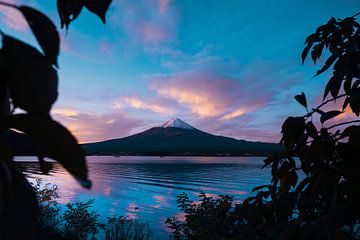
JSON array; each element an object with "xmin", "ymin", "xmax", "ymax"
[{"xmin": 82, "ymin": 118, "xmax": 283, "ymax": 156}]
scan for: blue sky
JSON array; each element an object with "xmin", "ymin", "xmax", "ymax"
[{"xmin": 1, "ymin": 0, "xmax": 359, "ymax": 142}]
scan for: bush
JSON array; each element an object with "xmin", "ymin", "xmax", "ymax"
[
  {"xmin": 32, "ymin": 179, "xmax": 63, "ymax": 239},
  {"xmin": 63, "ymin": 200, "xmax": 104, "ymax": 240},
  {"xmin": 31, "ymin": 178, "xmax": 151, "ymax": 240},
  {"xmin": 166, "ymin": 192, "xmax": 235, "ymax": 240},
  {"xmin": 167, "ymin": 13, "xmax": 360, "ymax": 240},
  {"xmin": 104, "ymin": 216, "xmax": 151, "ymax": 240}
]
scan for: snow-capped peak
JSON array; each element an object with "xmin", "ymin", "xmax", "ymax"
[{"xmin": 157, "ymin": 118, "xmax": 195, "ymax": 130}]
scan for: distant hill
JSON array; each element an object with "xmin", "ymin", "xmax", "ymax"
[{"xmin": 82, "ymin": 118, "xmax": 283, "ymax": 156}]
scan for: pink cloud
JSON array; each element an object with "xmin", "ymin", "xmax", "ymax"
[
  {"xmin": 141, "ymin": 22, "xmax": 170, "ymax": 43},
  {"xmin": 60, "ymin": 33, "xmax": 115, "ymax": 62},
  {"xmin": 0, "ymin": 0, "xmax": 28, "ymax": 30},
  {"xmin": 158, "ymin": 0, "xmax": 169, "ymax": 14},
  {"xmin": 150, "ymin": 71, "xmax": 270, "ymax": 119},
  {"xmin": 51, "ymin": 107, "xmax": 145, "ymax": 143},
  {"xmin": 121, "ymin": 96, "xmax": 175, "ymax": 114},
  {"xmin": 126, "ymin": 202, "xmax": 139, "ymax": 219},
  {"xmin": 153, "ymin": 195, "xmax": 167, "ymax": 203},
  {"xmin": 99, "ymin": 40, "xmax": 112, "ymax": 55},
  {"xmin": 109, "ymin": 0, "xmax": 178, "ymax": 47}
]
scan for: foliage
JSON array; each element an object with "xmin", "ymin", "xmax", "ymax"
[
  {"xmin": 32, "ymin": 178, "xmax": 151, "ymax": 240},
  {"xmin": 0, "ymin": 0, "xmax": 112, "ymax": 238},
  {"xmin": 166, "ymin": 192, "xmax": 235, "ymax": 240},
  {"xmin": 104, "ymin": 216, "xmax": 151, "ymax": 240},
  {"xmin": 167, "ymin": 13, "xmax": 360, "ymax": 240},
  {"xmin": 32, "ymin": 178, "xmax": 63, "ymax": 239},
  {"xmin": 63, "ymin": 199, "xmax": 104, "ymax": 240}
]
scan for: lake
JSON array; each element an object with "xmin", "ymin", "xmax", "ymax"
[{"xmin": 16, "ymin": 156, "xmax": 272, "ymax": 239}]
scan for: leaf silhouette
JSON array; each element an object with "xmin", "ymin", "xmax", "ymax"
[
  {"xmin": 252, "ymin": 185, "xmax": 270, "ymax": 192},
  {"xmin": 2, "ymin": 35, "xmax": 58, "ymax": 115},
  {"xmin": 306, "ymin": 121, "xmax": 318, "ymax": 139},
  {"xmin": 320, "ymin": 110, "xmax": 343, "ymax": 123},
  {"xmin": 281, "ymin": 117, "xmax": 305, "ymax": 150},
  {"xmin": 84, "ymin": 0, "xmax": 112, "ymax": 23},
  {"xmin": 314, "ymin": 54, "xmax": 337, "ymax": 77},
  {"xmin": 57, "ymin": 0, "xmax": 83, "ymax": 29},
  {"xmin": 342, "ymin": 97, "xmax": 350, "ymax": 111},
  {"xmin": 19, "ymin": 6, "xmax": 60, "ymax": 66},
  {"xmin": 350, "ymin": 88, "xmax": 360, "ymax": 116},
  {"xmin": 0, "ymin": 51, "xmax": 10, "ymax": 128},
  {"xmin": 8, "ymin": 114, "xmax": 91, "ymax": 189},
  {"xmin": 301, "ymin": 44, "xmax": 312, "ymax": 64},
  {"xmin": 294, "ymin": 92, "xmax": 307, "ymax": 108},
  {"xmin": 0, "ymin": 161, "xmax": 39, "ymax": 239}
]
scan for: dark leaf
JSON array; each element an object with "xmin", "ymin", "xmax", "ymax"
[
  {"xmin": 306, "ymin": 121, "xmax": 318, "ymax": 139},
  {"xmin": 353, "ymin": 79, "xmax": 360, "ymax": 89},
  {"xmin": 263, "ymin": 155, "xmax": 278, "ymax": 168},
  {"xmin": 315, "ymin": 109, "xmax": 325, "ymax": 115},
  {"xmin": 252, "ymin": 185, "xmax": 270, "ymax": 192},
  {"xmin": 348, "ymin": 127, "xmax": 360, "ymax": 150},
  {"xmin": 0, "ymin": 51, "xmax": 10, "ymax": 128},
  {"xmin": 57, "ymin": 0, "xmax": 83, "ymax": 29},
  {"xmin": 350, "ymin": 88, "xmax": 360, "ymax": 116},
  {"xmin": 311, "ymin": 43, "xmax": 324, "ymax": 64},
  {"xmin": 19, "ymin": 6, "xmax": 60, "ymax": 66},
  {"xmin": 314, "ymin": 54, "xmax": 337, "ymax": 77},
  {"xmin": 243, "ymin": 196, "xmax": 255, "ymax": 206},
  {"xmin": 323, "ymin": 76, "xmax": 340, "ymax": 101},
  {"xmin": 344, "ymin": 76, "xmax": 352, "ymax": 94},
  {"xmin": 330, "ymin": 76, "xmax": 342, "ymax": 99},
  {"xmin": 288, "ymin": 156, "xmax": 296, "ymax": 168},
  {"xmin": 305, "ymin": 33, "xmax": 318, "ymax": 44},
  {"xmin": 83, "ymin": 0, "xmax": 112, "ymax": 23},
  {"xmin": 287, "ymin": 171, "xmax": 298, "ymax": 188},
  {"xmin": 294, "ymin": 177, "xmax": 310, "ymax": 193},
  {"xmin": 8, "ymin": 114, "xmax": 91, "ymax": 188},
  {"xmin": 2, "ymin": 35, "xmax": 58, "ymax": 115},
  {"xmin": 0, "ymin": 161, "xmax": 39, "ymax": 239},
  {"xmin": 342, "ymin": 125, "xmax": 359, "ymax": 138},
  {"xmin": 323, "ymin": 77, "xmax": 333, "ymax": 100},
  {"xmin": 342, "ymin": 97, "xmax": 350, "ymax": 111},
  {"xmin": 302, "ymin": 44, "xmax": 312, "ymax": 64},
  {"xmin": 320, "ymin": 110, "xmax": 343, "ymax": 123},
  {"xmin": 294, "ymin": 92, "xmax": 307, "ymax": 108},
  {"xmin": 281, "ymin": 117, "xmax": 306, "ymax": 150}
]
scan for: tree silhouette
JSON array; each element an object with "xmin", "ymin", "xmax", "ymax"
[
  {"xmin": 0, "ymin": 1, "xmax": 112, "ymax": 239},
  {"xmin": 167, "ymin": 13, "xmax": 360, "ymax": 240}
]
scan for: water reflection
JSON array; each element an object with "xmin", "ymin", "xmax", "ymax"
[{"xmin": 16, "ymin": 156, "xmax": 271, "ymax": 239}]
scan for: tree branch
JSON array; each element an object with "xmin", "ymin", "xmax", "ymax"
[
  {"xmin": 351, "ymin": 12, "xmax": 360, "ymax": 18},
  {"xmin": 304, "ymin": 93, "xmax": 347, "ymax": 118},
  {"xmin": 327, "ymin": 120, "xmax": 360, "ymax": 130}
]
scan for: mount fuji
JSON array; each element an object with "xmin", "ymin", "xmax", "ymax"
[{"xmin": 82, "ymin": 118, "xmax": 283, "ymax": 156}]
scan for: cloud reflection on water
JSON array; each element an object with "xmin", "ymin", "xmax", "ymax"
[{"xmin": 17, "ymin": 156, "xmax": 271, "ymax": 239}]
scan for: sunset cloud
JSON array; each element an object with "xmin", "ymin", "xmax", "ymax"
[
  {"xmin": 158, "ymin": 0, "xmax": 169, "ymax": 15},
  {"xmin": 122, "ymin": 96, "xmax": 175, "ymax": 114},
  {"xmin": 52, "ymin": 107, "xmax": 144, "ymax": 143},
  {"xmin": 150, "ymin": 71, "xmax": 271, "ymax": 119},
  {"xmin": 109, "ymin": 0, "xmax": 178, "ymax": 48},
  {"xmin": 0, "ymin": 0, "xmax": 28, "ymax": 30},
  {"xmin": 155, "ymin": 86, "xmax": 217, "ymax": 117},
  {"xmin": 220, "ymin": 108, "xmax": 248, "ymax": 120}
]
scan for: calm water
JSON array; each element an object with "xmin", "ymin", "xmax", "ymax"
[{"xmin": 16, "ymin": 156, "xmax": 271, "ymax": 239}]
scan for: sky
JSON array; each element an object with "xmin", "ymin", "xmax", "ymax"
[{"xmin": 0, "ymin": 0, "xmax": 359, "ymax": 143}]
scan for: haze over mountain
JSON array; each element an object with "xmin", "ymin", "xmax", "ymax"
[{"xmin": 82, "ymin": 118, "xmax": 283, "ymax": 156}]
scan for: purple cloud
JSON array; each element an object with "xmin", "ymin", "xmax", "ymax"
[
  {"xmin": 52, "ymin": 107, "xmax": 145, "ymax": 143},
  {"xmin": 108, "ymin": 0, "xmax": 179, "ymax": 49}
]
